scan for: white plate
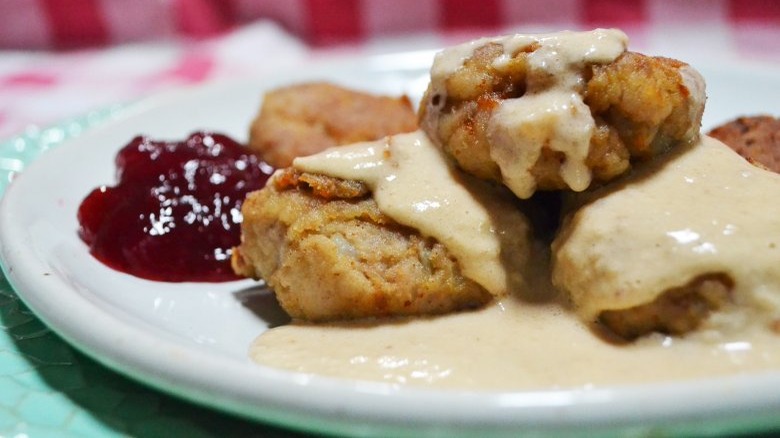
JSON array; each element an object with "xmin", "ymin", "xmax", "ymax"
[{"xmin": 2, "ymin": 51, "xmax": 780, "ymax": 437}]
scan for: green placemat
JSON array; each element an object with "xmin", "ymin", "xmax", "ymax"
[{"xmin": 0, "ymin": 110, "xmax": 306, "ymax": 438}]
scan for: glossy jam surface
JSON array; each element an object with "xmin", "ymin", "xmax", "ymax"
[{"xmin": 78, "ymin": 132, "xmax": 274, "ymax": 282}]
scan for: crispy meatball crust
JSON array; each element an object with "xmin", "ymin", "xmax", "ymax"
[
  {"xmin": 248, "ymin": 82, "xmax": 418, "ymax": 167},
  {"xmin": 598, "ymin": 274, "xmax": 734, "ymax": 340},
  {"xmin": 420, "ymin": 48, "xmax": 704, "ymax": 195},
  {"xmin": 708, "ymin": 115, "xmax": 780, "ymax": 172},
  {"xmin": 231, "ymin": 169, "xmax": 492, "ymax": 322}
]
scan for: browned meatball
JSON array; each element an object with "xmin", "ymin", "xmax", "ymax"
[
  {"xmin": 420, "ymin": 32, "xmax": 705, "ymax": 198},
  {"xmin": 231, "ymin": 169, "xmax": 492, "ymax": 322},
  {"xmin": 550, "ymin": 135, "xmax": 780, "ymax": 341},
  {"xmin": 708, "ymin": 115, "xmax": 780, "ymax": 172},
  {"xmin": 598, "ymin": 274, "xmax": 733, "ymax": 340},
  {"xmin": 249, "ymin": 82, "xmax": 418, "ymax": 167}
]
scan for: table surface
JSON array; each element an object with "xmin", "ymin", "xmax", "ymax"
[{"xmin": 1, "ymin": 2, "xmax": 780, "ymax": 436}]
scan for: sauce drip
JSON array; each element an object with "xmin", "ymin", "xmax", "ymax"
[
  {"xmin": 78, "ymin": 132, "xmax": 274, "ymax": 282},
  {"xmin": 294, "ymin": 131, "xmax": 530, "ymax": 297},
  {"xmin": 422, "ymin": 29, "xmax": 631, "ymax": 198}
]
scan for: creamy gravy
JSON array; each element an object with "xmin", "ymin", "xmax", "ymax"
[
  {"xmin": 250, "ymin": 30, "xmax": 774, "ymax": 390},
  {"xmin": 252, "ymin": 136, "xmax": 780, "ymax": 390},
  {"xmin": 294, "ymin": 131, "xmax": 530, "ymax": 297},
  {"xmin": 554, "ymin": 136, "xmax": 780, "ymax": 329},
  {"xmin": 251, "ymin": 282, "xmax": 780, "ymax": 390}
]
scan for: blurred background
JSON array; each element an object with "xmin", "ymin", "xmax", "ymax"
[{"xmin": 0, "ymin": 0, "xmax": 778, "ymax": 140}]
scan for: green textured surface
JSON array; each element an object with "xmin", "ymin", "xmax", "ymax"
[{"xmin": 0, "ymin": 111, "xmax": 307, "ymax": 438}]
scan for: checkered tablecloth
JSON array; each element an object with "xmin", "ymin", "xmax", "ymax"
[{"xmin": 0, "ymin": 0, "xmax": 779, "ymax": 142}]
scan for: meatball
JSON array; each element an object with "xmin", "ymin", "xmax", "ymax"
[
  {"xmin": 598, "ymin": 274, "xmax": 733, "ymax": 340},
  {"xmin": 551, "ymin": 137, "xmax": 780, "ymax": 341},
  {"xmin": 231, "ymin": 169, "xmax": 492, "ymax": 322},
  {"xmin": 708, "ymin": 115, "xmax": 780, "ymax": 172},
  {"xmin": 248, "ymin": 82, "xmax": 418, "ymax": 167},
  {"xmin": 420, "ymin": 30, "xmax": 705, "ymax": 198}
]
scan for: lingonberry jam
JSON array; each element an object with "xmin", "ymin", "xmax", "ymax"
[{"xmin": 77, "ymin": 132, "xmax": 274, "ymax": 282}]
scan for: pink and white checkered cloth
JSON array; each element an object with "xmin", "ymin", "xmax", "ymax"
[
  {"xmin": 0, "ymin": 0, "xmax": 779, "ymax": 141},
  {"xmin": 2, "ymin": 0, "xmax": 780, "ymax": 49}
]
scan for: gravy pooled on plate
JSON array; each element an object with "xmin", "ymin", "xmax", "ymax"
[
  {"xmin": 252, "ymin": 135, "xmax": 780, "ymax": 390},
  {"xmin": 238, "ymin": 29, "xmax": 780, "ymax": 390}
]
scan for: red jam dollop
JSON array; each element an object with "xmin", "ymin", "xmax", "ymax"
[{"xmin": 77, "ymin": 132, "xmax": 274, "ymax": 282}]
